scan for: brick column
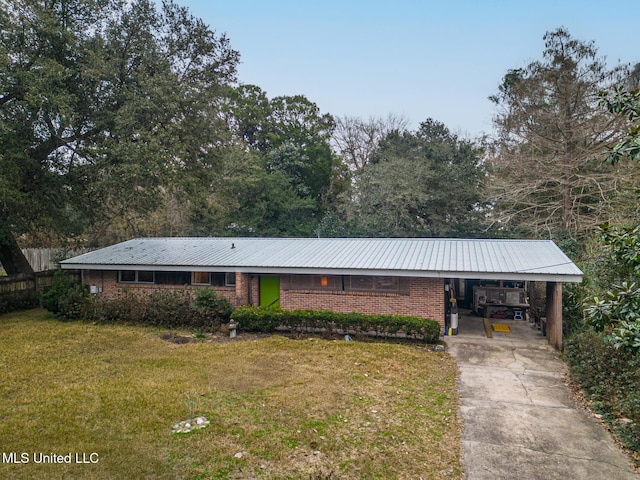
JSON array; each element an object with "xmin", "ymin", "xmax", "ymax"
[{"xmin": 235, "ymin": 273, "xmax": 251, "ymax": 307}]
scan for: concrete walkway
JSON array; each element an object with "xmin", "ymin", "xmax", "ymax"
[{"xmin": 445, "ymin": 313, "xmax": 638, "ymax": 480}]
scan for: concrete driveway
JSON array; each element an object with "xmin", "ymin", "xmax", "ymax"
[{"xmin": 445, "ymin": 313, "xmax": 638, "ymax": 480}]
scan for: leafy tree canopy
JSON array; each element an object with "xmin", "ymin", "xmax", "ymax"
[
  {"xmin": 585, "ymin": 224, "xmax": 640, "ymax": 354},
  {"xmin": 215, "ymin": 85, "xmax": 343, "ymax": 236},
  {"xmin": 0, "ymin": 0, "xmax": 239, "ymax": 272},
  {"xmin": 600, "ymin": 85, "xmax": 640, "ymax": 163},
  {"xmin": 340, "ymin": 119, "xmax": 486, "ymax": 237}
]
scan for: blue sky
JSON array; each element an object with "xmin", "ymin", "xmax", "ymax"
[{"xmin": 174, "ymin": 0, "xmax": 637, "ymax": 138}]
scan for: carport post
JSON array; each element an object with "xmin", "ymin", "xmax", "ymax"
[{"xmin": 545, "ymin": 281, "xmax": 563, "ymax": 351}]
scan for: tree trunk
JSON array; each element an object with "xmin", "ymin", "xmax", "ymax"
[{"xmin": 0, "ymin": 229, "xmax": 35, "ymax": 276}]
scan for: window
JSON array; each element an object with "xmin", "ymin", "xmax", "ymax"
[
  {"xmin": 119, "ymin": 270, "xmax": 136, "ymax": 283},
  {"xmin": 282, "ymin": 274, "xmax": 408, "ymax": 294},
  {"xmin": 192, "ymin": 272, "xmax": 211, "ymax": 285},
  {"xmin": 283, "ymin": 274, "xmax": 341, "ymax": 290},
  {"xmin": 137, "ymin": 271, "xmax": 154, "ymax": 283},
  {"xmin": 118, "ymin": 270, "xmax": 154, "ymax": 284},
  {"xmin": 346, "ymin": 275, "xmax": 400, "ymax": 293},
  {"xmin": 192, "ymin": 272, "xmax": 236, "ymax": 287},
  {"xmin": 155, "ymin": 271, "xmax": 191, "ymax": 285},
  {"xmin": 348, "ymin": 276, "xmax": 375, "ymax": 291},
  {"xmin": 374, "ymin": 276, "xmax": 399, "ymax": 291}
]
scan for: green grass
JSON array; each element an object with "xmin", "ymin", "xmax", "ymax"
[{"xmin": 0, "ymin": 309, "xmax": 462, "ymax": 479}]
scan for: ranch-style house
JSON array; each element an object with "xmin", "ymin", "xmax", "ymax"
[{"xmin": 60, "ymin": 237, "xmax": 583, "ymax": 349}]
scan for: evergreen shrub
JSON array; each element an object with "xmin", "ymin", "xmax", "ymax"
[
  {"xmin": 91, "ymin": 288, "xmax": 233, "ymax": 330},
  {"xmin": 565, "ymin": 331, "xmax": 640, "ymax": 462},
  {"xmin": 230, "ymin": 306, "xmax": 441, "ymax": 343},
  {"xmin": 39, "ymin": 270, "xmax": 90, "ymax": 319}
]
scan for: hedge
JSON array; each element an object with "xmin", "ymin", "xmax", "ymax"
[
  {"xmin": 40, "ymin": 284, "xmax": 233, "ymax": 331},
  {"xmin": 565, "ymin": 331, "xmax": 640, "ymax": 462},
  {"xmin": 230, "ymin": 306, "xmax": 441, "ymax": 343},
  {"xmin": 89, "ymin": 288, "xmax": 234, "ymax": 330}
]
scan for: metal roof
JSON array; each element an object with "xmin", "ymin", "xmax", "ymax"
[{"xmin": 60, "ymin": 237, "xmax": 583, "ymax": 282}]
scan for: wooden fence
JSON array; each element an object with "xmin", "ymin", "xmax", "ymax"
[
  {"xmin": 0, "ymin": 248, "xmax": 87, "ymax": 313},
  {"xmin": 20, "ymin": 248, "xmax": 92, "ymax": 272},
  {"xmin": 0, "ymin": 270, "xmax": 82, "ymax": 314}
]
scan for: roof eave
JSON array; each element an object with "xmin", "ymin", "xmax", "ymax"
[{"xmin": 61, "ymin": 263, "xmax": 583, "ymax": 283}]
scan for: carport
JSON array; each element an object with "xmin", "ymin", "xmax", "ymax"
[
  {"xmin": 442, "ymin": 241, "xmax": 583, "ymax": 351},
  {"xmin": 447, "ymin": 277, "xmax": 576, "ymax": 351}
]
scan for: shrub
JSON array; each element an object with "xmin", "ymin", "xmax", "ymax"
[
  {"xmin": 562, "ymin": 282, "xmax": 589, "ymax": 338},
  {"xmin": 92, "ymin": 289, "xmax": 146, "ymax": 324},
  {"xmin": 39, "ymin": 270, "xmax": 74, "ymax": 314},
  {"xmin": 565, "ymin": 331, "xmax": 640, "ymax": 461},
  {"xmin": 193, "ymin": 288, "xmax": 233, "ymax": 326},
  {"xmin": 231, "ymin": 306, "xmax": 441, "ymax": 343},
  {"xmin": 231, "ymin": 306, "xmax": 282, "ymax": 333},
  {"xmin": 143, "ymin": 289, "xmax": 196, "ymax": 328},
  {"xmin": 585, "ymin": 282, "xmax": 640, "ymax": 354},
  {"xmin": 39, "ymin": 270, "xmax": 89, "ymax": 319},
  {"xmin": 56, "ymin": 284, "xmax": 90, "ymax": 320},
  {"xmin": 87, "ymin": 288, "xmax": 233, "ymax": 332}
]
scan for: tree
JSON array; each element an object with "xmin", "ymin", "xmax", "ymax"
[
  {"xmin": 225, "ymin": 84, "xmax": 271, "ymax": 151},
  {"xmin": 345, "ymin": 119, "xmax": 486, "ymax": 237},
  {"xmin": 186, "ymin": 145, "xmax": 319, "ymax": 237},
  {"xmin": 600, "ymin": 85, "xmax": 640, "ymax": 163},
  {"xmin": 584, "ymin": 224, "xmax": 640, "ymax": 353},
  {"xmin": 332, "ymin": 114, "xmax": 409, "ymax": 176},
  {"xmin": 487, "ymin": 28, "xmax": 640, "ymax": 240},
  {"xmin": 0, "ymin": 0, "xmax": 239, "ymax": 272},
  {"xmin": 222, "ymin": 86, "xmax": 343, "ymax": 236}
]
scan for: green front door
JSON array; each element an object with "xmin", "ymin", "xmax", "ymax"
[{"xmin": 259, "ymin": 276, "xmax": 280, "ymax": 308}]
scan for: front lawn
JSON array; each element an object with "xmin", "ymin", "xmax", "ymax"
[{"xmin": 0, "ymin": 309, "xmax": 462, "ymax": 479}]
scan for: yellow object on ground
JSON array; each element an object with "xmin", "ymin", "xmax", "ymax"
[{"xmin": 492, "ymin": 323, "xmax": 512, "ymax": 332}]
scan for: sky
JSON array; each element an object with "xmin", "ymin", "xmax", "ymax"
[{"xmin": 173, "ymin": 0, "xmax": 637, "ymax": 139}]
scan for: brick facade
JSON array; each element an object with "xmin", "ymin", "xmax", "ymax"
[
  {"xmin": 86, "ymin": 270, "xmax": 239, "ymax": 306},
  {"xmin": 87, "ymin": 271, "xmax": 446, "ymax": 332},
  {"xmin": 280, "ymin": 276, "xmax": 445, "ymax": 329}
]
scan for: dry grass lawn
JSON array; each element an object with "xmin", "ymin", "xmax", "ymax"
[{"xmin": 0, "ymin": 309, "xmax": 462, "ymax": 479}]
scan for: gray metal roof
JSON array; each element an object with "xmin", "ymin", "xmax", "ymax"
[{"xmin": 60, "ymin": 237, "xmax": 583, "ymax": 282}]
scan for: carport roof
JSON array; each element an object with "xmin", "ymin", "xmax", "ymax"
[{"xmin": 60, "ymin": 237, "xmax": 583, "ymax": 282}]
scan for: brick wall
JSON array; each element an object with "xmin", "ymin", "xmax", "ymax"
[
  {"xmin": 87, "ymin": 271, "xmax": 445, "ymax": 332},
  {"xmin": 280, "ymin": 276, "xmax": 445, "ymax": 330},
  {"xmin": 86, "ymin": 270, "xmax": 239, "ymax": 306}
]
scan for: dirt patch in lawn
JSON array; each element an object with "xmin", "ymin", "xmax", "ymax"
[{"xmin": 159, "ymin": 330, "xmax": 270, "ymax": 345}]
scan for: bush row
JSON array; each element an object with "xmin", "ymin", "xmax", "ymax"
[
  {"xmin": 88, "ymin": 289, "xmax": 232, "ymax": 331},
  {"xmin": 231, "ymin": 306, "xmax": 441, "ymax": 343},
  {"xmin": 39, "ymin": 271, "xmax": 440, "ymax": 343},
  {"xmin": 565, "ymin": 331, "xmax": 640, "ymax": 462},
  {"xmin": 40, "ymin": 273, "xmax": 233, "ymax": 331}
]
